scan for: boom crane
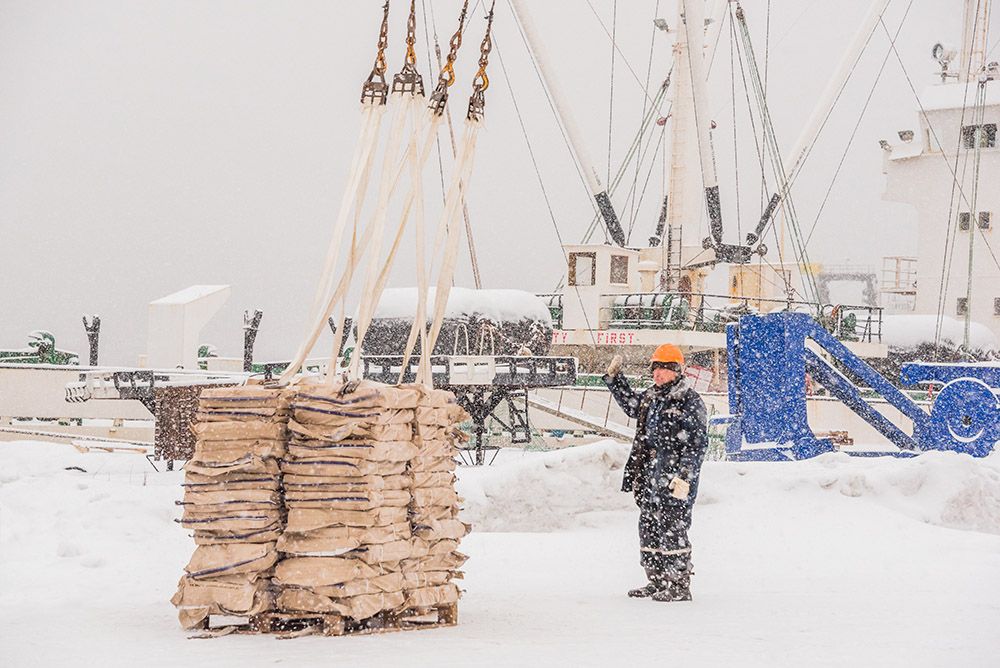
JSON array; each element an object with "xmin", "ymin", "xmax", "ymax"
[{"xmin": 508, "ymin": 0, "xmax": 627, "ymax": 247}]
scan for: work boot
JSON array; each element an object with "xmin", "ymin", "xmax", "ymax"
[
  {"xmin": 627, "ymin": 582, "xmax": 660, "ymax": 598},
  {"xmin": 651, "ymin": 577, "xmax": 692, "ymax": 602}
]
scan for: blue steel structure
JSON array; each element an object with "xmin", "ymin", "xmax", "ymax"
[{"xmin": 723, "ymin": 313, "xmax": 1000, "ymax": 461}]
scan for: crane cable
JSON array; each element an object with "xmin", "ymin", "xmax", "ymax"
[
  {"xmin": 422, "ymin": 3, "xmax": 498, "ymax": 374},
  {"xmin": 733, "ymin": 4, "xmax": 820, "ymax": 304},
  {"xmin": 346, "ymin": 0, "xmax": 426, "ymax": 382},
  {"xmin": 422, "ymin": 0, "xmax": 484, "ymax": 289}
]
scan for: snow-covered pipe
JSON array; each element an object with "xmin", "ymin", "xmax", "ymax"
[
  {"xmin": 784, "ymin": 0, "xmax": 892, "ymax": 184},
  {"xmin": 509, "ymin": 0, "xmax": 626, "ymax": 246}
]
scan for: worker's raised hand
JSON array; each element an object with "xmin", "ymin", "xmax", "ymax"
[
  {"xmin": 606, "ymin": 354, "xmax": 624, "ymax": 377},
  {"xmin": 668, "ymin": 477, "xmax": 690, "ymax": 500}
]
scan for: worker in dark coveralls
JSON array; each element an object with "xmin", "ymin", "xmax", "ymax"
[{"xmin": 604, "ymin": 343, "xmax": 708, "ymax": 602}]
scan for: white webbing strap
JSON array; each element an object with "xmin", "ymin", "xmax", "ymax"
[
  {"xmin": 424, "ymin": 118, "xmax": 482, "ymax": 357},
  {"xmin": 279, "ymin": 102, "xmax": 387, "ymax": 383},
  {"xmin": 316, "ymin": 107, "xmax": 445, "ymax": 385},
  {"xmin": 344, "ymin": 92, "xmax": 420, "ymax": 381}
]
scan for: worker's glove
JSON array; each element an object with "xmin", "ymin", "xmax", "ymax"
[
  {"xmin": 668, "ymin": 477, "xmax": 690, "ymax": 501},
  {"xmin": 606, "ymin": 354, "xmax": 624, "ymax": 377}
]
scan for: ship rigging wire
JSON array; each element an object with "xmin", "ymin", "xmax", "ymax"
[{"xmin": 803, "ymin": 0, "xmax": 915, "ymax": 249}]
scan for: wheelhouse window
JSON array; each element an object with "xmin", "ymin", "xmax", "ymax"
[
  {"xmin": 962, "ymin": 123, "xmax": 997, "ymax": 149},
  {"xmin": 568, "ymin": 252, "xmax": 596, "ymax": 287},
  {"xmin": 609, "ymin": 255, "xmax": 629, "ymax": 285},
  {"xmin": 959, "ymin": 212, "xmax": 991, "ymax": 231}
]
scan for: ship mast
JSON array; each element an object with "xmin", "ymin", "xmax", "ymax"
[
  {"xmin": 960, "ymin": 0, "xmax": 992, "ymax": 348},
  {"xmin": 661, "ymin": 0, "xmax": 714, "ymax": 294}
]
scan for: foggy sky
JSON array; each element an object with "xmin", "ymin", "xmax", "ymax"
[{"xmin": 2, "ymin": 0, "xmax": 996, "ymax": 364}]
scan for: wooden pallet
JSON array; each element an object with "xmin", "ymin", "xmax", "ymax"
[{"xmin": 195, "ymin": 604, "xmax": 458, "ymax": 639}]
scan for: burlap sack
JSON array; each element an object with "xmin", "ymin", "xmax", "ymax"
[
  {"xmin": 282, "ymin": 489, "xmax": 410, "ymax": 510},
  {"xmin": 274, "ymin": 556, "xmax": 379, "ymax": 587},
  {"xmin": 286, "ymin": 437, "xmax": 418, "ymax": 462},
  {"xmin": 172, "ymin": 574, "xmax": 269, "ymax": 610},
  {"xmin": 415, "ymin": 387, "xmax": 459, "ymax": 408},
  {"xmin": 290, "ymin": 408, "xmax": 414, "ymax": 428},
  {"xmin": 404, "ymin": 583, "xmax": 460, "ymax": 609},
  {"xmin": 179, "ymin": 489, "xmax": 280, "ymax": 505},
  {"xmin": 195, "ymin": 408, "xmax": 289, "ymax": 423},
  {"xmin": 409, "ymin": 471, "xmax": 454, "ymax": 489},
  {"xmin": 409, "ymin": 456, "xmax": 457, "ymax": 473},
  {"xmin": 402, "ymin": 551, "xmax": 469, "ymax": 572},
  {"xmin": 276, "ymin": 523, "xmax": 411, "ymax": 555},
  {"xmin": 190, "ymin": 441, "xmax": 286, "ymax": 465},
  {"xmin": 194, "ymin": 528, "xmax": 283, "ymax": 545},
  {"xmin": 283, "ymin": 474, "xmax": 410, "ymax": 492},
  {"xmin": 410, "ymin": 439, "xmax": 455, "ymax": 458},
  {"xmin": 185, "ymin": 542, "xmax": 278, "ymax": 579},
  {"xmin": 192, "ymin": 421, "xmax": 287, "ymax": 442},
  {"xmin": 285, "ymin": 506, "xmax": 407, "ymax": 531},
  {"xmin": 411, "ymin": 508, "xmax": 460, "ymax": 526},
  {"xmin": 348, "ymin": 539, "xmax": 413, "ymax": 564},
  {"xmin": 310, "ymin": 571, "xmax": 405, "ymax": 598},
  {"xmin": 411, "ymin": 518, "xmax": 470, "ymax": 541},
  {"xmin": 280, "ymin": 458, "xmax": 407, "ymax": 478},
  {"xmin": 179, "ymin": 510, "xmax": 283, "ymax": 532},
  {"xmin": 410, "ymin": 538, "xmax": 461, "ymax": 559},
  {"xmin": 183, "ymin": 478, "xmax": 281, "ymax": 493},
  {"xmin": 402, "ymin": 570, "xmax": 453, "ymax": 589},
  {"xmin": 200, "ymin": 386, "xmax": 293, "ymax": 405},
  {"xmin": 294, "ymin": 380, "xmax": 422, "ymax": 410},
  {"xmin": 186, "ymin": 456, "xmax": 280, "ymax": 477},
  {"xmin": 277, "ymin": 588, "xmax": 406, "ymax": 620},
  {"xmin": 411, "ymin": 486, "xmax": 460, "ymax": 507}
]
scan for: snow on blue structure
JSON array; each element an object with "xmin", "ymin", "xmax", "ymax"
[{"xmin": 725, "ymin": 313, "xmax": 1000, "ymax": 461}]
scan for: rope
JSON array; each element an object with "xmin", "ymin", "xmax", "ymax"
[
  {"xmin": 582, "ymin": 0, "xmax": 661, "ymax": 106},
  {"xmin": 583, "ymin": 76, "xmax": 671, "ymax": 243}
]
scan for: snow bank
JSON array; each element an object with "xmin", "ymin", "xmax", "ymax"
[
  {"xmin": 374, "ymin": 287, "xmax": 552, "ymax": 325},
  {"xmin": 796, "ymin": 451, "xmax": 1000, "ymax": 535},
  {"xmin": 457, "ymin": 441, "xmax": 1000, "ymax": 536},
  {"xmin": 3, "ymin": 440, "xmax": 1000, "ymax": 666},
  {"xmin": 882, "ymin": 314, "xmax": 998, "ymax": 350},
  {"xmin": 457, "ymin": 442, "xmax": 633, "ymax": 531}
]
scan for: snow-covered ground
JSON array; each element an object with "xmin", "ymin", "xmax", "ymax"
[{"xmin": 2, "ymin": 440, "xmax": 999, "ymax": 667}]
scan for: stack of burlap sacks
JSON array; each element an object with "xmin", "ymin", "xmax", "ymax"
[
  {"xmin": 173, "ymin": 379, "xmax": 470, "ymax": 630},
  {"xmin": 404, "ymin": 387, "xmax": 470, "ymax": 611},
  {"xmin": 172, "ymin": 386, "xmax": 292, "ymax": 629},
  {"xmin": 273, "ymin": 380, "xmax": 470, "ymax": 622}
]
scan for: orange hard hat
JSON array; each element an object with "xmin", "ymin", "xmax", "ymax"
[{"xmin": 650, "ymin": 343, "xmax": 684, "ymax": 366}]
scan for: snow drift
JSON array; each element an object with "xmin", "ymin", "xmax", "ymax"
[
  {"xmin": 456, "ymin": 442, "xmax": 1000, "ymax": 536},
  {"xmin": 882, "ymin": 314, "xmax": 998, "ymax": 350}
]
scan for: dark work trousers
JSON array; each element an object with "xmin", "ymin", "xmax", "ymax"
[{"xmin": 638, "ymin": 499, "xmax": 693, "ymax": 584}]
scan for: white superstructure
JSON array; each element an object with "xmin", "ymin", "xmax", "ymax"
[{"xmin": 881, "ymin": 0, "xmax": 999, "ymax": 347}]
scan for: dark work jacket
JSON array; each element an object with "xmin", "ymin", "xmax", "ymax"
[{"xmin": 604, "ymin": 373, "xmax": 709, "ymax": 508}]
